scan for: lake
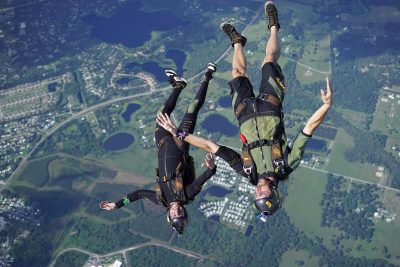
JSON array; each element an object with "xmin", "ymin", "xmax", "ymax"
[
  {"xmin": 166, "ymin": 49, "xmax": 186, "ymax": 75},
  {"xmin": 202, "ymin": 114, "xmax": 238, "ymax": 137},
  {"xmin": 103, "ymin": 132, "xmax": 134, "ymax": 151},
  {"xmin": 116, "ymin": 77, "xmax": 131, "ymax": 85},
  {"xmin": 205, "ymin": 185, "xmax": 232, "ymax": 198},
  {"xmin": 121, "ymin": 103, "xmax": 141, "ymax": 123},
  {"xmin": 218, "ymin": 96, "xmax": 232, "ymax": 108},
  {"xmin": 83, "ymin": 1, "xmax": 185, "ymax": 48}
]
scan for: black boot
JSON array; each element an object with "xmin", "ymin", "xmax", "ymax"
[
  {"xmin": 165, "ymin": 70, "xmax": 187, "ymax": 90},
  {"xmin": 265, "ymin": 1, "xmax": 280, "ymax": 31},
  {"xmin": 220, "ymin": 22, "xmax": 247, "ymax": 47},
  {"xmin": 203, "ymin": 63, "xmax": 217, "ymax": 82}
]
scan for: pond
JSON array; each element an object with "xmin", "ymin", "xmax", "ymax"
[
  {"xmin": 48, "ymin": 82, "xmax": 57, "ymax": 92},
  {"xmin": 166, "ymin": 49, "xmax": 186, "ymax": 75},
  {"xmin": 83, "ymin": 1, "xmax": 185, "ymax": 48},
  {"xmin": 116, "ymin": 77, "xmax": 131, "ymax": 85},
  {"xmin": 103, "ymin": 132, "xmax": 134, "ymax": 152},
  {"xmin": 121, "ymin": 103, "xmax": 141, "ymax": 123},
  {"xmin": 202, "ymin": 114, "xmax": 238, "ymax": 137},
  {"xmin": 205, "ymin": 185, "xmax": 233, "ymax": 198},
  {"xmin": 218, "ymin": 96, "xmax": 232, "ymax": 108},
  {"xmin": 245, "ymin": 225, "xmax": 254, "ymax": 237},
  {"xmin": 209, "ymin": 215, "xmax": 220, "ymax": 222}
]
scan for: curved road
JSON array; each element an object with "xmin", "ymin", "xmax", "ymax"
[
  {"xmin": 0, "ymin": 5, "xmax": 264, "ymax": 193},
  {"xmin": 49, "ymin": 241, "xmax": 218, "ymax": 267}
]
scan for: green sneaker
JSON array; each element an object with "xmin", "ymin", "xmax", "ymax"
[
  {"xmin": 220, "ymin": 22, "xmax": 247, "ymax": 47},
  {"xmin": 265, "ymin": 1, "xmax": 280, "ymax": 31}
]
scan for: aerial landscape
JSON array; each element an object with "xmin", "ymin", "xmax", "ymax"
[{"xmin": 0, "ymin": 0, "xmax": 400, "ymax": 266}]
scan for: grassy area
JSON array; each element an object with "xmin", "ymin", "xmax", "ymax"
[
  {"xmin": 337, "ymin": 107, "xmax": 369, "ymax": 131},
  {"xmin": 62, "ymin": 217, "xmax": 149, "ymax": 254},
  {"xmin": 54, "ymin": 251, "xmax": 88, "ymax": 267},
  {"xmin": 371, "ymin": 91, "xmax": 400, "ymax": 136},
  {"xmin": 16, "ymin": 155, "xmax": 58, "ymax": 187},
  {"xmin": 128, "ymin": 246, "xmax": 203, "ymax": 267},
  {"xmin": 280, "ymin": 249, "xmax": 320, "ymax": 267},
  {"xmin": 327, "ymin": 128, "xmax": 377, "ymax": 182},
  {"xmin": 284, "ymin": 167, "xmax": 341, "ymax": 248},
  {"xmin": 341, "ymin": 221, "xmax": 400, "ymax": 266}
]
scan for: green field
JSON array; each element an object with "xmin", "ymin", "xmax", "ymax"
[
  {"xmin": 341, "ymin": 221, "xmax": 400, "ymax": 266},
  {"xmin": 53, "ymin": 251, "xmax": 88, "ymax": 267},
  {"xmin": 284, "ymin": 167, "xmax": 341, "ymax": 248},
  {"xmin": 327, "ymin": 128, "xmax": 378, "ymax": 182},
  {"xmin": 280, "ymin": 249, "xmax": 320, "ymax": 267},
  {"xmin": 371, "ymin": 91, "xmax": 400, "ymax": 136},
  {"xmin": 62, "ymin": 217, "xmax": 149, "ymax": 255},
  {"xmin": 128, "ymin": 246, "xmax": 205, "ymax": 267},
  {"xmin": 16, "ymin": 155, "xmax": 58, "ymax": 187}
]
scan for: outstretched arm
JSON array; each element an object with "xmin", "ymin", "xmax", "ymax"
[
  {"xmin": 302, "ymin": 77, "xmax": 333, "ymax": 135},
  {"xmin": 156, "ymin": 112, "xmax": 220, "ymax": 153},
  {"xmin": 99, "ymin": 189, "xmax": 159, "ymax": 211}
]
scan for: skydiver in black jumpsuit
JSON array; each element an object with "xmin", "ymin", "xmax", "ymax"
[{"xmin": 100, "ymin": 63, "xmax": 218, "ymax": 235}]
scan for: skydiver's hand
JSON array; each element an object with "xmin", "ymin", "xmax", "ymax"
[
  {"xmin": 201, "ymin": 153, "xmax": 215, "ymax": 169},
  {"xmin": 156, "ymin": 112, "xmax": 177, "ymax": 135},
  {"xmin": 99, "ymin": 201, "xmax": 117, "ymax": 211},
  {"xmin": 321, "ymin": 77, "xmax": 333, "ymax": 106}
]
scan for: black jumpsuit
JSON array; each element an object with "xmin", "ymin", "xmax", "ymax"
[{"xmin": 116, "ymin": 79, "xmax": 216, "ymax": 208}]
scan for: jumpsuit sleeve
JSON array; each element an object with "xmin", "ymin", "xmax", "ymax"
[
  {"xmin": 287, "ymin": 130, "xmax": 312, "ymax": 171},
  {"xmin": 185, "ymin": 166, "xmax": 217, "ymax": 199},
  {"xmin": 215, "ymin": 145, "xmax": 247, "ymax": 177},
  {"xmin": 115, "ymin": 189, "xmax": 160, "ymax": 209}
]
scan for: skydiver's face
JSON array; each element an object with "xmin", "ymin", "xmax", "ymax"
[
  {"xmin": 169, "ymin": 202, "xmax": 185, "ymax": 219},
  {"xmin": 254, "ymin": 178, "xmax": 272, "ymax": 200}
]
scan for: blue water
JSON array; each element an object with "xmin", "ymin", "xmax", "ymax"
[
  {"xmin": 121, "ymin": 103, "xmax": 141, "ymax": 122},
  {"xmin": 307, "ymin": 139, "xmax": 327, "ymax": 152},
  {"xmin": 166, "ymin": 49, "xmax": 186, "ymax": 75},
  {"xmin": 103, "ymin": 133, "xmax": 134, "ymax": 151},
  {"xmin": 209, "ymin": 215, "xmax": 220, "ymax": 222},
  {"xmin": 77, "ymin": 91, "xmax": 83, "ymax": 104},
  {"xmin": 125, "ymin": 61, "xmax": 165, "ymax": 81},
  {"xmin": 48, "ymin": 82, "xmax": 57, "ymax": 92},
  {"xmin": 218, "ymin": 96, "xmax": 232, "ymax": 108},
  {"xmin": 202, "ymin": 114, "xmax": 238, "ymax": 137},
  {"xmin": 245, "ymin": 225, "xmax": 254, "ymax": 237},
  {"xmin": 117, "ymin": 77, "xmax": 131, "ymax": 85},
  {"xmin": 205, "ymin": 185, "xmax": 233, "ymax": 197},
  {"xmin": 83, "ymin": 1, "xmax": 185, "ymax": 48}
]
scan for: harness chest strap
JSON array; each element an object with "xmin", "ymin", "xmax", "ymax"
[
  {"xmin": 235, "ymin": 94, "xmax": 281, "ymax": 118},
  {"xmin": 241, "ymin": 137, "xmax": 288, "ymax": 180}
]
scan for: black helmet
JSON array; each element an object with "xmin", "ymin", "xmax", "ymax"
[
  {"xmin": 254, "ymin": 187, "xmax": 282, "ymax": 216},
  {"xmin": 167, "ymin": 206, "xmax": 187, "ymax": 235}
]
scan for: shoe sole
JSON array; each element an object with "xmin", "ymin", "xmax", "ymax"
[
  {"xmin": 264, "ymin": 1, "xmax": 277, "ymax": 13},
  {"xmin": 207, "ymin": 63, "xmax": 217, "ymax": 72},
  {"xmin": 165, "ymin": 70, "xmax": 178, "ymax": 77},
  {"xmin": 220, "ymin": 22, "xmax": 235, "ymax": 33}
]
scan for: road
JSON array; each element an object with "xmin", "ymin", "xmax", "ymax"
[
  {"xmin": 0, "ymin": 4, "xmax": 262, "ymax": 192},
  {"xmin": 49, "ymin": 241, "xmax": 218, "ymax": 267}
]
